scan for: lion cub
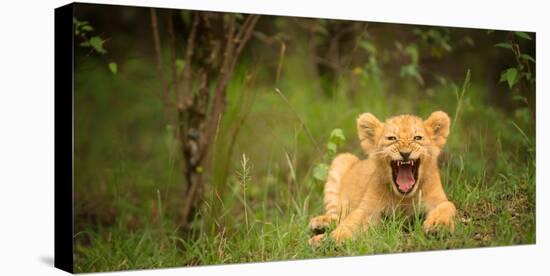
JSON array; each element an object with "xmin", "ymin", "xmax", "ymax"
[{"xmin": 309, "ymin": 111, "xmax": 456, "ymax": 245}]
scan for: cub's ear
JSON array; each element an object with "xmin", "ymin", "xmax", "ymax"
[
  {"xmin": 357, "ymin": 113, "xmax": 383, "ymax": 153},
  {"xmin": 424, "ymin": 111, "xmax": 450, "ymax": 148}
]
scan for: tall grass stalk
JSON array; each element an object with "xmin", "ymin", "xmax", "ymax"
[
  {"xmin": 237, "ymin": 153, "xmax": 251, "ymax": 232},
  {"xmin": 453, "ymin": 69, "xmax": 471, "ymax": 131}
]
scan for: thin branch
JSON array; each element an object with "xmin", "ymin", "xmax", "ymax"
[
  {"xmin": 341, "ymin": 23, "xmax": 369, "ymax": 73},
  {"xmin": 220, "ymin": 15, "xmax": 237, "ymax": 78},
  {"xmin": 180, "ymin": 173, "xmax": 201, "ymax": 227},
  {"xmin": 229, "ymin": 15, "xmax": 261, "ymax": 75},
  {"xmin": 167, "ymin": 11, "xmax": 179, "ymax": 105},
  {"xmin": 150, "ymin": 8, "xmax": 170, "ymax": 111},
  {"xmin": 276, "ymin": 41, "xmax": 286, "ymax": 84},
  {"xmin": 234, "ymin": 15, "xmax": 254, "ymax": 42},
  {"xmin": 274, "ymin": 88, "xmax": 319, "ymax": 149},
  {"xmin": 201, "ymin": 15, "xmax": 237, "ymax": 155},
  {"xmin": 222, "ymin": 15, "xmax": 262, "ymax": 85},
  {"xmin": 252, "ymin": 30, "xmax": 287, "ymax": 84},
  {"xmin": 205, "ymin": 15, "xmax": 260, "ymax": 147},
  {"xmin": 182, "ymin": 12, "xmax": 200, "ymax": 109}
]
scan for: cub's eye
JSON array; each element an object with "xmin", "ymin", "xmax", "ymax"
[
  {"xmin": 386, "ymin": 136, "xmax": 397, "ymax": 141},
  {"xmin": 414, "ymin": 135, "xmax": 423, "ymax": 141}
]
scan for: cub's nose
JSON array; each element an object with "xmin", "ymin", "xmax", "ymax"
[{"xmin": 400, "ymin": 151, "xmax": 411, "ymax": 160}]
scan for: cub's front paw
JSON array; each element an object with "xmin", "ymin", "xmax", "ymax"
[
  {"xmin": 423, "ymin": 201, "xmax": 456, "ymax": 233},
  {"xmin": 308, "ymin": 234, "xmax": 326, "ymax": 247},
  {"xmin": 330, "ymin": 225, "xmax": 353, "ymax": 243},
  {"xmin": 309, "ymin": 215, "xmax": 333, "ymax": 235}
]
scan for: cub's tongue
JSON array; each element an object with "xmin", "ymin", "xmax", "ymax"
[{"xmin": 396, "ymin": 164, "xmax": 415, "ymax": 193}]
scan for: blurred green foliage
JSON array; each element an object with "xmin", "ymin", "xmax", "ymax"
[
  {"xmin": 312, "ymin": 128, "xmax": 346, "ymax": 182},
  {"xmin": 74, "ymin": 17, "xmax": 117, "ymax": 75}
]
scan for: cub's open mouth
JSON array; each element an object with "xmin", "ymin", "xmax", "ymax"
[{"xmin": 390, "ymin": 159, "xmax": 420, "ymax": 194}]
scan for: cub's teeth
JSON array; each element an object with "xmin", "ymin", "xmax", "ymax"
[
  {"xmin": 397, "ymin": 160, "xmax": 415, "ymax": 166},
  {"xmin": 397, "ymin": 160, "xmax": 416, "ymax": 165}
]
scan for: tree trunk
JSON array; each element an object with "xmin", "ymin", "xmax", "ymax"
[{"xmin": 150, "ymin": 9, "xmax": 261, "ymax": 229}]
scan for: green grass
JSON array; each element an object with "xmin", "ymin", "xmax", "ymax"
[{"xmin": 73, "ymin": 53, "xmax": 535, "ymax": 272}]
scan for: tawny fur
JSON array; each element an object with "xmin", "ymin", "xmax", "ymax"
[{"xmin": 309, "ymin": 111, "xmax": 457, "ymax": 246}]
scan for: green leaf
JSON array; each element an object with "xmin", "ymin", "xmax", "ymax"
[
  {"xmin": 405, "ymin": 44, "xmax": 419, "ymax": 64},
  {"xmin": 524, "ymin": 72, "xmax": 532, "ymax": 81},
  {"xmin": 81, "ymin": 25, "xmax": 94, "ymax": 32},
  {"xmin": 520, "ymin": 54, "xmax": 536, "ymax": 63},
  {"xmin": 316, "ymin": 24, "xmax": 329, "ymax": 36},
  {"xmin": 514, "ymin": 31, "xmax": 532, "ymax": 40},
  {"xmin": 506, "ymin": 68, "xmax": 518, "ymax": 88},
  {"xmin": 435, "ymin": 75, "xmax": 447, "ymax": 85},
  {"xmin": 312, "ymin": 164, "xmax": 329, "ymax": 182},
  {"xmin": 73, "ymin": 18, "xmax": 88, "ymax": 28},
  {"xmin": 394, "ymin": 41, "xmax": 403, "ymax": 51},
  {"xmin": 494, "ymin": 42, "xmax": 513, "ymax": 50},
  {"xmin": 400, "ymin": 64, "xmax": 424, "ymax": 85},
  {"xmin": 499, "ymin": 72, "xmax": 506, "ymax": 83},
  {"xmin": 108, "ymin": 62, "xmax": 118, "ymax": 75},
  {"xmin": 89, "ymin": 36, "xmax": 107, "ymax": 54},
  {"xmin": 512, "ymin": 95, "xmax": 527, "ymax": 104},
  {"xmin": 463, "ymin": 36, "xmax": 475, "ymax": 47},
  {"xmin": 360, "ymin": 41, "xmax": 377, "ymax": 55},
  {"xmin": 500, "ymin": 68, "xmax": 518, "ymax": 89},
  {"xmin": 441, "ymin": 41, "xmax": 452, "ymax": 52},
  {"xmin": 180, "ymin": 11, "xmax": 191, "ymax": 26},
  {"xmin": 329, "ymin": 128, "xmax": 346, "ymax": 146},
  {"xmin": 327, "ymin": 142, "xmax": 337, "ymax": 154},
  {"xmin": 176, "ymin": 59, "xmax": 185, "ymax": 75}
]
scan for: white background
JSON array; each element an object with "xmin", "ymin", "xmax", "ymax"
[{"xmin": 0, "ymin": 0, "xmax": 548, "ymax": 275}]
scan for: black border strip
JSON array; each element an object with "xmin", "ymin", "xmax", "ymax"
[{"xmin": 54, "ymin": 2, "xmax": 74, "ymax": 273}]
